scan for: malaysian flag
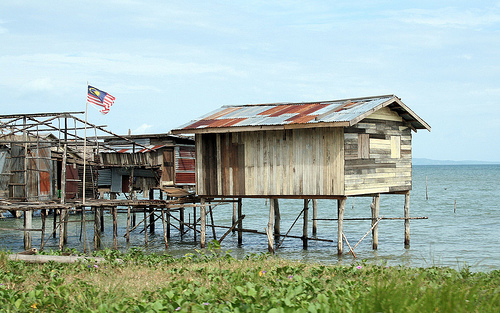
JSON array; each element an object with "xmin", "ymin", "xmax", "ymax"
[{"xmin": 87, "ymin": 85, "xmax": 116, "ymax": 114}]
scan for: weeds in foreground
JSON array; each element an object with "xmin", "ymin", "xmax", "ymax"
[{"xmin": 0, "ymin": 244, "xmax": 499, "ymax": 312}]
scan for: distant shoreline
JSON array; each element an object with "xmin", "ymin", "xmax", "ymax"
[{"xmin": 413, "ymin": 158, "xmax": 500, "ymax": 166}]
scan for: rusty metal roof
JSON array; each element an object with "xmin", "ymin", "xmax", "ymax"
[{"xmin": 173, "ymin": 95, "xmax": 431, "ymax": 134}]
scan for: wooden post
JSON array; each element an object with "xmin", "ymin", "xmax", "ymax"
[
  {"xmin": 237, "ymin": 198, "xmax": 243, "ymax": 245},
  {"xmin": 404, "ymin": 191, "xmax": 410, "ymax": 248},
  {"xmin": 144, "ymin": 209, "xmax": 148, "ymax": 245},
  {"xmin": 53, "ymin": 209, "xmax": 57, "ymax": 238},
  {"xmin": 100, "ymin": 207, "xmax": 105, "ymax": 233},
  {"xmin": 193, "ymin": 207, "xmax": 197, "ymax": 242},
  {"xmin": 337, "ymin": 198, "xmax": 346, "ymax": 255},
  {"xmin": 59, "ymin": 209, "xmax": 67, "ymax": 250},
  {"xmin": 180, "ymin": 207, "xmax": 184, "ymax": 239},
  {"xmin": 268, "ymin": 199, "xmax": 275, "ymax": 253},
  {"xmin": 273, "ymin": 199, "xmax": 280, "ymax": 243},
  {"xmin": 166, "ymin": 207, "xmax": 171, "ymax": 239},
  {"xmin": 232, "ymin": 198, "xmax": 237, "ymax": 233},
  {"xmin": 61, "ymin": 143, "xmax": 67, "ymax": 204},
  {"xmin": 112, "ymin": 206, "xmax": 118, "ymax": 249},
  {"xmin": 149, "ymin": 189, "xmax": 155, "ymax": 233},
  {"xmin": 303, "ymin": 199, "xmax": 309, "ymax": 250},
  {"xmin": 94, "ymin": 207, "xmax": 101, "ymax": 250},
  {"xmin": 312, "ymin": 199, "xmax": 318, "ymax": 236},
  {"xmin": 24, "ymin": 209, "xmax": 32, "ymax": 250},
  {"xmin": 209, "ymin": 202, "xmax": 217, "ymax": 240},
  {"xmin": 40, "ymin": 209, "xmax": 46, "ymax": 248},
  {"xmin": 161, "ymin": 208, "xmax": 168, "ymax": 250},
  {"xmin": 82, "ymin": 206, "xmax": 86, "ymax": 253},
  {"xmin": 126, "ymin": 206, "xmax": 131, "ymax": 243},
  {"xmin": 200, "ymin": 198, "xmax": 206, "ymax": 248},
  {"xmin": 63, "ymin": 209, "xmax": 69, "ymax": 244},
  {"xmin": 371, "ymin": 194, "xmax": 380, "ymax": 250}
]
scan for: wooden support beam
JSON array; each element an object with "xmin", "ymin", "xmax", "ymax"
[
  {"xmin": 404, "ymin": 191, "xmax": 410, "ymax": 248},
  {"xmin": 303, "ymin": 199, "xmax": 309, "ymax": 250},
  {"xmin": 94, "ymin": 207, "xmax": 101, "ymax": 250},
  {"xmin": 273, "ymin": 199, "xmax": 280, "ymax": 243},
  {"xmin": 179, "ymin": 207, "xmax": 185, "ymax": 239},
  {"xmin": 337, "ymin": 198, "xmax": 346, "ymax": 255},
  {"xmin": 237, "ymin": 198, "xmax": 243, "ymax": 245},
  {"xmin": 126, "ymin": 206, "xmax": 131, "ymax": 243},
  {"xmin": 200, "ymin": 198, "xmax": 206, "ymax": 248},
  {"xmin": 161, "ymin": 208, "xmax": 168, "ymax": 250},
  {"xmin": 24, "ymin": 209, "xmax": 32, "ymax": 250},
  {"xmin": 312, "ymin": 199, "xmax": 318, "ymax": 236},
  {"xmin": 371, "ymin": 194, "xmax": 380, "ymax": 250},
  {"xmin": 267, "ymin": 199, "xmax": 275, "ymax": 253},
  {"xmin": 112, "ymin": 207, "xmax": 118, "ymax": 249}
]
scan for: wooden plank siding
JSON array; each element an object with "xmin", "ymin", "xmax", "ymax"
[
  {"xmin": 343, "ymin": 108, "xmax": 412, "ymax": 196},
  {"xmin": 195, "ymin": 128, "xmax": 344, "ymax": 197}
]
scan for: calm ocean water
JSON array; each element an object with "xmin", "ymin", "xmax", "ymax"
[{"xmin": 1, "ymin": 165, "xmax": 499, "ymax": 272}]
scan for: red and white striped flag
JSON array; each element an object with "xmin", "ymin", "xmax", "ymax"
[{"xmin": 87, "ymin": 85, "xmax": 116, "ymax": 114}]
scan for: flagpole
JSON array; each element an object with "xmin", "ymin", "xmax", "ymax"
[{"xmin": 83, "ymin": 83, "xmax": 88, "ymax": 205}]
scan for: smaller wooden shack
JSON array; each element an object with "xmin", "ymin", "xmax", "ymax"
[
  {"xmin": 172, "ymin": 95, "xmax": 431, "ymax": 252},
  {"xmin": 98, "ymin": 133, "xmax": 195, "ymax": 197}
]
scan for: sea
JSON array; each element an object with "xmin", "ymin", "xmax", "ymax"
[{"xmin": 1, "ymin": 165, "xmax": 499, "ymax": 272}]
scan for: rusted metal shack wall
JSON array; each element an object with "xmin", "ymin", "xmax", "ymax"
[
  {"xmin": 343, "ymin": 107, "xmax": 412, "ymax": 195},
  {"xmin": 195, "ymin": 128, "xmax": 345, "ymax": 197}
]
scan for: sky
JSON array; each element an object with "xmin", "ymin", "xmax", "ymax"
[{"xmin": 1, "ymin": 1, "xmax": 499, "ymax": 162}]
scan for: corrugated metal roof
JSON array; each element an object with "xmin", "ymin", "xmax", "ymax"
[{"xmin": 172, "ymin": 95, "xmax": 431, "ymax": 133}]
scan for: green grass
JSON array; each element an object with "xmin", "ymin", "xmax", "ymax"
[{"xmin": 1, "ymin": 244, "xmax": 499, "ymax": 312}]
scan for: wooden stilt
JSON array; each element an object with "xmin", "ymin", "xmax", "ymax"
[
  {"xmin": 59, "ymin": 209, "xmax": 66, "ymax": 250},
  {"xmin": 267, "ymin": 199, "xmax": 275, "ymax": 253},
  {"xmin": 112, "ymin": 206, "xmax": 118, "ymax": 249},
  {"xmin": 40, "ymin": 209, "xmax": 46, "ymax": 249},
  {"xmin": 149, "ymin": 207, "xmax": 155, "ymax": 233},
  {"xmin": 63, "ymin": 209, "xmax": 69, "ymax": 245},
  {"xmin": 126, "ymin": 206, "xmax": 131, "ymax": 243},
  {"xmin": 273, "ymin": 199, "xmax": 280, "ymax": 243},
  {"xmin": 312, "ymin": 199, "xmax": 318, "ymax": 236},
  {"xmin": 161, "ymin": 208, "xmax": 168, "ymax": 250},
  {"xmin": 337, "ymin": 198, "xmax": 346, "ymax": 255},
  {"xmin": 24, "ymin": 209, "xmax": 32, "ymax": 250},
  {"xmin": 180, "ymin": 207, "xmax": 185, "ymax": 239},
  {"xmin": 237, "ymin": 198, "xmax": 243, "ymax": 245},
  {"xmin": 82, "ymin": 206, "xmax": 86, "ymax": 253},
  {"xmin": 232, "ymin": 199, "xmax": 237, "ymax": 233},
  {"xmin": 100, "ymin": 207, "xmax": 104, "ymax": 233},
  {"xmin": 371, "ymin": 194, "xmax": 380, "ymax": 250},
  {"xmin": 200, "ymin": 198, "xmax": 206, "ymax": 248},
  {"xmin": 404, "ymin": 191, "xmax": 410, "ymax": 248},
  {"xmin": 193, "ymin": 207, "xmax": 197, "ymax": 242},
  {"xmin": 149, "ymin": 190, "xmax": 155, "ymax": 233},
  {"xmin": 209, "ymin": 202, "xmax": 217, "ymax": 240},
  {"xmin": 144, "ymin": 209, "xmax": 148, "ymax": 245},
  {"xmin": 53, "ymin": 209, "xmax": 57, "ymax": 238},
  {"xmin": 166, "ymin": 207, "xmax": 171, "ymax": 239},
  {"xmin": 94, "ymin": 207, "xmax": 101, "ymax": 250},
  {"xmin": 303, "ymin": 199, "xmax": 309, "ymax": 249}
]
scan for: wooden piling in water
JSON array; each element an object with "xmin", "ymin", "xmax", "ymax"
[
  {"xmin": 24, "ymin": 209, "xmax": 32, "ymax": 250},
  {"xmin": 404, "ymin": 191, "xmax": 410, "ymax": 248},
  {"xmin": 268, "ymin": 199, "xmax": 275, "ymax": 253},
  {"xmin": 112, "ymin": 206, "xmax": 118, "ymax": 249},
  {"xmin": 273, "ymin": 199, "xmax": 280, "ymax": 243},
  {"xmin": 161, "ymin": 208, "xmax": 168, "ymax": 250},
  {"xmin": 200, "ymin": 198, "xmax": 206, "ymax": 248},
  {"xmin": 371, "ymin": 194, "xmax": 380, "ymax": 250},
  {"xmin": 303, "ymin": 199, "xmax": 309, "ymax": 249},
  {"xmin": 312, "ymin": 199, "xmax": 318, "ymax": 236},
  {"xmin": 237, "ymin": 198, "xmax": 243, "ymax": 245},
  {"xmin": 94, "ymin": 207, "xmax": 101, "ymax": 250},
  {"xmin": 337, "ymin": 198, "xmax": 346, "ymax": 255}
]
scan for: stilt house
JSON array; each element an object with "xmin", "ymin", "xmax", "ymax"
[
  {"xmin": 172, "ymin": 95, "xmax": 430, "ymax": 198},
  {"xmin": 98, "ymin": 134, "xmax": 195, "ymax": 197}
]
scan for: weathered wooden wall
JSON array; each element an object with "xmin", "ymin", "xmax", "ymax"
[
  {"xmin": 196, "ymin": 128, "xmax": 344, "ymax": 197},
  {"xmin": 344, "ymin": 107, "xmax": 412, "ymax": 195}
]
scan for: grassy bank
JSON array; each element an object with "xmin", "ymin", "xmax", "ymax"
[{"xmin": 1, "ymin": 245, "xmax": 499, "ymax": 312}]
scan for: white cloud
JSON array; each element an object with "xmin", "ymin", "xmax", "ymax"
[
  {"xmin": 396, "ymin": 7, "xmax": 500, "ymax": 29},
  {"xmin": 24, "ymin": 77, "xmax": 54, "ymax": 91}
]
